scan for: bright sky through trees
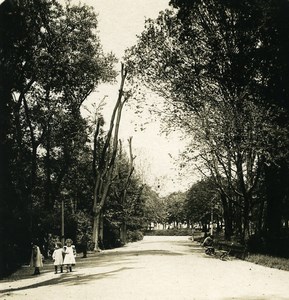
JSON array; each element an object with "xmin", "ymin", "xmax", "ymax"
[{"xmin": 58, "ymin": 0, "xmax": 196, "ymax": 195}]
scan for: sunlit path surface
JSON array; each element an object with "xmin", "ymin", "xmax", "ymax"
[{"xmin": 1, "ymin": 236, "xmax": 289, "ymax": 300}]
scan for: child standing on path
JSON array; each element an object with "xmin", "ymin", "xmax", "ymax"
[
  {"xmin": 63, "ymin": 238, "xmax": 76, "ymax": 272},
  {"xmin": 52, "ymin": 242, "xmax": 64, "ymax": 274},
  {"xmin": 30, "ymin": 244, "xmax": 43, "ymax": 275}
]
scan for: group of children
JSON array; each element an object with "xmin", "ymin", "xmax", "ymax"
[
  {"xmin": 52, "ymin": 238, "xmax": 76, "ymax": 274},
  {"xmin": 31, "ymin": 238, "xmax": 76, "ymax": 275}
]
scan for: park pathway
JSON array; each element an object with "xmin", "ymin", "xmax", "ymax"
[{"xmin": 1, "ymin": 236, "xmax": 289, "ymax": 300}]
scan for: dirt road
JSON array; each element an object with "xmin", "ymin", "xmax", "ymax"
[{"xmin": 1, "ymin": 236, "xmax": 289, "ymax": 300}]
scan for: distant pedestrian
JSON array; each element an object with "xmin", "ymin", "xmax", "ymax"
[
  {"xmin": 52, "ymin": 242, "xmax": 64, "ymax": 274},
  {"xmin": 81, "ymin": 232, "xmax": 89, "ymax": 258},
  {"xmin": 203, "ymin": 234, "xmax": 214, "ymax": 247},
  {"xmin": 30, "ymin": 243, "xmax": 43, "ymax": 275},
  {"xmin": 63, "ymin": 238, "xmax": 76, "ymax": 272},
  {"xmin": 202, "ymin": 235, "xmax": 215, "ymax": 255},
  {"xmin": 191, "ymin": 228, "xmax": 195, "ymax": 242}
]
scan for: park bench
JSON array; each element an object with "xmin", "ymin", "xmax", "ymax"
[
  {"xmin": 197, "ymin": 236, "xmax": 228, "ymax": 260},
  {"xmin": 216, "ymin": 241, "xmax": 247, "ymax": 260},
  {"xmin": 196, "ymin": 235, "xmax": 247, "ymax": 260}
]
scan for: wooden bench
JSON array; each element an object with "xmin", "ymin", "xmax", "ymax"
[{"xmin": 216, "ymin": 241, "xmax": 247, "ymax": 259}]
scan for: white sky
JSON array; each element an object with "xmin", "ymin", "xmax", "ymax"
[{"xmin": 59, "ymin": 0, "xmax": 197, "ymax": 195}]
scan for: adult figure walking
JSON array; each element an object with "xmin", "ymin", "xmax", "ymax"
[
  {"xmin": 30, "ymin": 243, "xmax": 43, "ymax": 275},
  {"xmin": 81, "ymin": 232, "xmax": 89, "ymax": 258}
]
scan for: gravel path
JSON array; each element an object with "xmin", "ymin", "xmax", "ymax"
[{"xmin": 1, "ymin": 236, "xmax": 289, "ymax": 300}]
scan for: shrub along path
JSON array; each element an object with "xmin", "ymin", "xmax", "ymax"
[{"xmin": 1, "ymin": 236, "xmax": 289, "ymax": 300}]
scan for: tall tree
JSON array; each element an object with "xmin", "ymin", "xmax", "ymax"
[
  {"xmin": 92, "ymin": 64, "xmax": 130, "ymax": 250},
  {"xmin": 0, "ymin": 0, "xmax": 116, "ymax": 276},
  {"xmin": 166, "ymin": 192, "xmax": 187, "ymax": 227},
  {"xmin": 185, "ymin": 179, "xmax": 221, "ymax": 232},
  {"xmin": 125, "ymin": 0, "xmax": 289, "ymax": 242},
  {"xmin": 142, "ymin": 185, "xmax": 167, "ymax": 228}
]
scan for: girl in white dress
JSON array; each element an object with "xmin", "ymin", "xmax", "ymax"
[
  {"xmin": 52, "ymin": 242, "xmax": 64, "ymax": 274},
  {"xmin": 63, "ymin": 238, "xmax": 76, "ymax": 272}
]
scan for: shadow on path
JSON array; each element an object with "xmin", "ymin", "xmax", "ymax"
[
  {"xmin": 0, "ymin": 248, "xmax": 186, "ymax": 295},
  {"xmin": 0, "ymin": 267, "xmax": 132, "ymax": 294}
]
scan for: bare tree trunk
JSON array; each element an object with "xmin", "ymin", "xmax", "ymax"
[
  {"xmin": 99, "ymin": 212, "xmax": 104, "ymax": 247},
  {"xmin": 120, "ymin": 223, "xmax": 127, "ymax": 245},
  {"xmin": 92, "ymin": 214, "xmax": 100, "ymax": 251},
  {"xmin": 92, "ymin": 64, "xmax": 129, "ymax": 250},
  {"xmin": 221, "ymin": 192, "xmax": 233, "ymax": 240},
  {"xmin": 119, "ymin": 137, "xmax": 135, "ymax": 245}
]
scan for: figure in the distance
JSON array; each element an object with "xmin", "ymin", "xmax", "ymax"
[
  {"xmin": 30, "ymin": 243, "xmax": 43, "ymax": 275},
  {"xmin": 203, "ymin": 235, "xmax": 215, "ymax": 255}
]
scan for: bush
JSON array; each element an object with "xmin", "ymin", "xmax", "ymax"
[
  {"xmin": 145, "ymin": 228, "xmax": 191, "ymax": 236},
  {"xmin": 127, "ymin": 230, "xmax": 144, "ymax": 242}
]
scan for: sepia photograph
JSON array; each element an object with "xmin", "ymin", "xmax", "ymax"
[{"xmin": 1, "ymin": 0, "xmax": 289, "ymax": 299}]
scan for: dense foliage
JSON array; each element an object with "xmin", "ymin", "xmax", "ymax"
[
  {"xmin": 0, "ymin": 0, "xmax": 149, "ymax": 277},
  {"xmin": 125, "ymin": 0, "xmax": 289, "ymax": 249},
  {"xmin": 0, "ymin": 0, "xmax": 116, "ymax": 276}
]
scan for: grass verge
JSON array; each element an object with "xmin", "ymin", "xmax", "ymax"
[{"xmin": 245, "ymin": 254, "xmax": 289, "ymax": 272}]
